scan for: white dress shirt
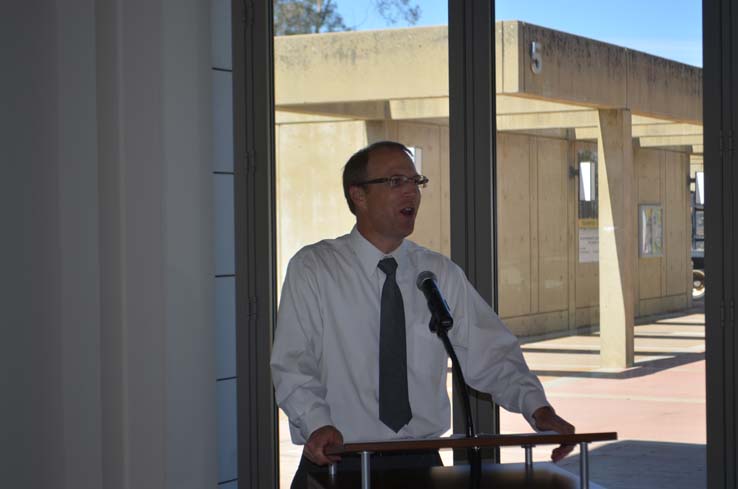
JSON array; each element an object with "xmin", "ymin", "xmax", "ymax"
[{"xmin": 270, "ymin": 227, "xmax": 549, "ymax": 444}]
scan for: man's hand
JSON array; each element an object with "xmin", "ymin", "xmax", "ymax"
[
  {"xmin": 304, "ymin": 425, "xmax": 344, "ymax": 466},
  {"xmin": 532, "ymin": 406, "xmax": 576, "ymax": 463}
]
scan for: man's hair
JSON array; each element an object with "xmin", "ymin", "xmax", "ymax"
[{"xmin": 342, "ymin": 141, "xmax": 413, "ymax": 215}]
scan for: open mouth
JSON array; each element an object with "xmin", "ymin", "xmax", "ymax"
[{"xmin": 400, "ymin": 207, "xmax": 415, "ymax": 217}]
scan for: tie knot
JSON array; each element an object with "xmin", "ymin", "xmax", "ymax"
[{"xmin": 378, "ymin": 257, "xmax": 398, "ymax": 276}]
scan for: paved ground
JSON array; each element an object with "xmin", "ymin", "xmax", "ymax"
[{"xmin": 278, "ymin": 303, "xmax": 706, "ymax": 489}]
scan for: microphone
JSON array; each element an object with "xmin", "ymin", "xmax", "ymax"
[
  {"xmin": 417, "ymin": 272, "xmax": 476, "ymax": 442},
  {"xmin": 416, "ymin": 271, "xmax": 453, "ymax": 331}
]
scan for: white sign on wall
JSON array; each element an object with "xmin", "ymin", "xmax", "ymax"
[{"xmin": 578, "ymin": 219, "xmax": 598, "ymax": 263}]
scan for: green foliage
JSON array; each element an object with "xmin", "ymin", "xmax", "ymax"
[
  {"xmin": 274, "ymin": 0, "xmax": 348, "ymax": 35},
  {"xmin": 274, "ymin": 0, "xmax": 421, "ymax": 36},
  {"xmin": 374, "ymin": 0, "xmax": 421, "ymax": 25}
]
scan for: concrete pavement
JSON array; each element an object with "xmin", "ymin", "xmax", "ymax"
[
  {"xmin": 502, "ymin": 304, "xmax": 706, "ymax": 488},
  {"xmin": 278, "ymin": 303, "xmax": 706, "ymax": 488}
]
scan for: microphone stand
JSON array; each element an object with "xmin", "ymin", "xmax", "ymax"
[{"xmin": 429, "ymin": 318, "xmax": 481, "ymax": 489}]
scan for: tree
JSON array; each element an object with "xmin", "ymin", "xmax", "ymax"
[
  {"xmin": 274, "ymin": 0, "xmax": 347, "ymax": 36},
  {"xmin": 274, "ymin": 0, "xmax": 421, "ymax": 36},
  {"xmin": 374, "ymin": 0, "xmax": 420, "ymax": 26}
]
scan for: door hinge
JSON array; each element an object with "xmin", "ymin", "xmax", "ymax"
[
  {"xmin": 244, "ymin": 150, "xmax": 256, "ymax": 175},
  {"xmin": 248, "ymin": 296, "xmax": 259, "ymax": 318},
  {"xmin": 720, "ymin": 130, "xmax": 734, "ymax": 157},
  {"xmin": 728, "ymin": 131, "xmax": 735, "ymax": 156}
]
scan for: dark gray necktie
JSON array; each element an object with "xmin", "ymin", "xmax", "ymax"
[{"xmin": 377, "ymin": 257, "xmax": 412, "ymax": 432}]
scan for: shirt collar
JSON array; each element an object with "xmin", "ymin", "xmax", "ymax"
[{"xmin": 349, "ymin": 226, "xmax": 409, "ymax": 279}]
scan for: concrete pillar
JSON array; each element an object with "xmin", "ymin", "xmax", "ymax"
[{"xmin": 597, "ymin": 109, "xmax": 635, "ymax": 368}]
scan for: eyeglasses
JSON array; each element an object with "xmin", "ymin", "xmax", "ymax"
[{"xmin": 354, "ymin": 174, "xmax": 429, "ymax": 189}]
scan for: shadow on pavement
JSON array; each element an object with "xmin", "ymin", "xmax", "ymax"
[
  {"xmin": 558, "ymin": 440, "xmax": 706, "ymax": 489},
  {"xmin": 530, "ymin": 352, "xmax": 704, "ymax": 380}
]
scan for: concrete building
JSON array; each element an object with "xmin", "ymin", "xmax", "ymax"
[{"xmin": 274, "ymin": 23, "xmax": 702, "ymax": 365}]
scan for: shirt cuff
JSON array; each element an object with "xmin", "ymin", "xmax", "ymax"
[
  {"xmin": 521, "ymin": 391, "xmax": 550, "ymax": 430},
  {"xmin": 297, "ymin": 405, "xmax": 335, "ymax": 442}
]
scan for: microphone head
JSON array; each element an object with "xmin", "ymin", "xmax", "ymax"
[{"xmin": 416, "ymin": 271, "xmax": 437, "ymax": 289}]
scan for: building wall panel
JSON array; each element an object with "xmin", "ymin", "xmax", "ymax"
[
  {"xmin": 536, "ymin": 137, "xmax": 569, "ymax": 313},
  {"xmin": 497, "ymin": 133, "xmax": 533, "ymax": 318}
]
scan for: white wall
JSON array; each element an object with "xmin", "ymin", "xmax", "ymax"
[
  {"xmin": 1, "ymin": 3, "xmax": 65, "ymax": 487},
  {"xmin": 0, "ymin": 1, "xmax": 217, "ymax": 487}
]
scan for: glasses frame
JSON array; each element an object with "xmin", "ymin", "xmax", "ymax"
[{"xmin": 354, "ymin": 174, "xmax": 429, "ymax": 189}]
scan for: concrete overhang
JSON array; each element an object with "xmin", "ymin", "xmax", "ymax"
[
  {"xmin": 495, "ymin": 21, "xmax": 702, "ymax": 124},
  {"xmin": 275, "ymin": 22, "xmax": 702, "ymax": 151},
  {"xmin": 275, "ymin": 27, "xmax": 448, "ymax": 106}
]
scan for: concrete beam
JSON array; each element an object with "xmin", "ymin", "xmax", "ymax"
[
  {"xmin": 630, "ymin": 123, "xmax": 703, "ymax": 137},
  {"xmin": 574, "ymin": 127, "xmax": 610, "ymax": 140},
  {"xmin": 275, "ymin": 95, "xmax": 705, "ymax": 142},
  {"xmin": 626, "ymin": 49, "xmax": 702, "ymax": 124},
  {"xmin": 385, "ymin": 95, "xmax": 594, "ymax": 120},
  {"xmin": 496, "ymin": 95, "xmax": 590, "ymax": 114},
  {"xmin": 497, "ymin": 110, "xmax": 598, "ymax": 131},
  {"xmin": 274, "ymin": 111, "xmax": 353, "ymax": 124},
  {"xmin": 497, "ymin": 21, "xmax": 625, "ymax": 110},
  {"xmin": 639, "ymin": 135, "xmax": 703, "ymax": 147},
  {"xmin": 576, "ymin": 122, "xmax": 702, "ymax": 140},
  {"xmin": 275, "ymin": 27, "xmax": 448, "ymax": 105},
  {"xmin": 597, "ymin": 109, "xmax": 635, "ymax": 368},
  {"xmin": 499, "ymin": 21, "xmax": 702, "ymax": 124},
  {"xmin": 278, "ymin": 101, "xmax": 389, "ymax": 120},
  {"xmin": 276, "ymin": 24, "xmax": 701, "ymax": 125},
  {"xmin": 633, "ymin": 115, "xmax": 672, "ymax": 125},
  {"xmin": 389, "ymin": 97, "xmax": 448, "ymax": 120},
  {"xmin": 278, "ymin": 95, "xmax": 593, "ymax": 123}
]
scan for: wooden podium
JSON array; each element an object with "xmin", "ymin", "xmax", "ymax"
[{"xmin": 308, "ymin": 432, "xmax": 617, "ymax": 489}]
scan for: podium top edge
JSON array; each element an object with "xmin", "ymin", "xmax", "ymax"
[{"xmin": 325, "ymin": 432, "xmax": 618, "ymax": 455}]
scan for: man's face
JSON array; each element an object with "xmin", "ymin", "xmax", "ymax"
[{"xmin": 352, "ymin": 147, "xmax": 422, "ymax": 248}]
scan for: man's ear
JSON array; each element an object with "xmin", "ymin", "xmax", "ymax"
[{"xmin": 349, "ymin": 185, "xmax": 367, "ymax": 212}]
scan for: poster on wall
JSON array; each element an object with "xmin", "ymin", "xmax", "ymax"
[
  {"xmin": 578, "ymin": 218, "xmax": 598, "ymax": 263},
  {"xmin": 639, "ymin": 205, "xmax": 663, "ymax": 257}
]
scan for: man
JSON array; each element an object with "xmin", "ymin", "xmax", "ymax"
[{"xmin": 271, "ymin": 141, "xmax": 575, "ymax": 488}]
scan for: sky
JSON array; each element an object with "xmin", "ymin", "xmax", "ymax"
[{"xmin": 333, "ymin": 0, "xmax": 703, "ymax": 67}]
